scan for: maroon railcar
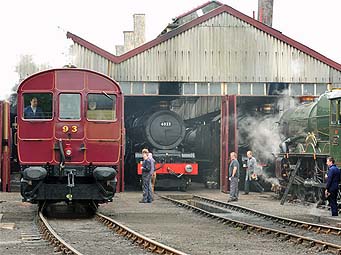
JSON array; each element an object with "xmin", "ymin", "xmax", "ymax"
[{"xmin": 17, "ymin": 68, "xmax": 124, "ymax": 204}]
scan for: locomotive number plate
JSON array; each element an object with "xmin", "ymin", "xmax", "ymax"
[{"xmin": 160, "ymin": 121, "xmax": 172, "ymax": 127}]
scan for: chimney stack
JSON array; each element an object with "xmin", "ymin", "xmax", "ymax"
[
  {"xmin": 133, "ymin": 14, "xmax": 145, "ymax": 47},
  {"xmin": 258, "ymin": 0, "xmax": 274, "ymax": 27},
  {"xmin": 115, "ymin": 14, "xmax": 146, "ymax": 55}
]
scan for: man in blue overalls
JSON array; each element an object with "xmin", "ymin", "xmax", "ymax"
[
  {"xmin": 325, "ymin": 157, "xmax": 340, "ymax": 216},
  {"xmin": 139, "ymin": 149, "xmax": 153, "ymax": 203},
  {"xmin": 228, "ymin": 152, "xmax": 240, "ymax": 202}
]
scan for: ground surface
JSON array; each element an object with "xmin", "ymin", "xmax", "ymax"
[{"xmin": 0, "ymin": 184, "xmax": 340, "ymax": 255}]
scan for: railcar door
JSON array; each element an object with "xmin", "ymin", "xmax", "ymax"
[
  {"xmin": 18, "ymin": 93, "xmax": 54, "ymax": 164},
  {"xmin": 54, "ymin": 93, "xmax": 85, "ymax": 164},
  {"xmin": 85, "ymin": 93, "xmax": 121, "ymax": 165}
]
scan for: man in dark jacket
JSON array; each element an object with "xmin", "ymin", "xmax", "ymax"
[
  {"xmin": 24, "ymin": 97, "xmax": 44, "ymax": 119},
  {"xmin": 140, "ymin": 149, "xmax": 152, "ymax": 203},
  {"xmin": 325, "ymin": 157, "xmax": 340, "ymax": 216}
]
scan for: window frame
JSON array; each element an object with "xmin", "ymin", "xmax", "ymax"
[
  {"xmin": 330, "ymin": 99, "xmax": 337, "ymax": 125},
  {"xmin": 86, "ymin": 93, "xmax": 117, "ymax": 122},
  {"xmin": 22, "ymin": 92, "xmax": 53, "ymax": 121},
  {"xmin": 58, "ymin": 93, "xmax": 82, "ymax": 121}
]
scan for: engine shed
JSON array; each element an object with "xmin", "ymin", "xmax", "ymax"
[{"xmin": 65, "ymin": 1, "xmax": 341, "ymax": 191}]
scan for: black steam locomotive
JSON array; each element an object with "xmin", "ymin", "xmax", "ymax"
[{"xmin": 126, "ymin": 108, "xmax": 198, "ymax": 190}]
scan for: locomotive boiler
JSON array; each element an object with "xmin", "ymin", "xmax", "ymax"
[
  {"xmin": 129, "ymin": 110, "xmax": 186, "ymax": 150},
  {"xmin": 275, "ymin": 90, "xmax": 341, "ymax": 203},
  {"xmin": 126, "ymin": 108, "xmax": 198, "ymax": 190}
]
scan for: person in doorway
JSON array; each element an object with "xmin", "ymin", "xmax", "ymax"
[
  {"xmin": 24, "ymin": 97, "xmax": 44, "ymax": 119},
  {"xmin": 244, "ymin": 151, "xmax": 264, "ymax": 194},
  {"xmin": 325, "ymin": 157, "xmax": 340, "ymax": 216},
  {"xmin": 228, "ymin": 152, "xmax": 240, "ymax": 202},
  {"xmin": 139, "ymin": 149, "xmax": 152, "ymax": 203}
]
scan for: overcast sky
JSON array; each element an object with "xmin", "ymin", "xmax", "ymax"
[{"xmin": 0, "ymin": 0, "xmax": 340, "ymax": 98}]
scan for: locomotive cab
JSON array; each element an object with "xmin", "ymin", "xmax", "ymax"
[{"xmin": 328, "ymin": 89, "xmax": 341, "ymax": 165}]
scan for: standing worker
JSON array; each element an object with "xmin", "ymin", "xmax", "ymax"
[
  {"xmin": 139, "ymin": 149, "xmax": 153, "ymax": 203},
  {"xmin": 228, "ymin": 152, "xmax": 240, "ymax": 202},
  {"xmin": 148, "ymin": 152, "xmax": 156, "ymax": 199},
  {"xmin": 244, "ymin": 151, "xmax": 264, "ymax": 194},
  {"xmin": 325, "ymin": 157, "xmax": 340, "ymax": 216}
]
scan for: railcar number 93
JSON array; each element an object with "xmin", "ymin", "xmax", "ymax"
[{"xmin": 62, "ymin": 125, "xmax": 78, "ymax": 133}]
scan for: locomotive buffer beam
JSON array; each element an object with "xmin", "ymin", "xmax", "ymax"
[
  {"xmin": 280, "ymin": 158, "xmax": 302, "ymax": 205},
  {"xmin": 135, "ymin": 151, "xmax": 195, "ymax": 160}
]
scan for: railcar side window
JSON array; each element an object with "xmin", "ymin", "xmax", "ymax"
[
  {"xmin": 59, "ymin": 94, "xmax": 81, "ymax": 120},
  {"xmin": 23, "ymin": 93, "xmax": 52, "ymax": 120},
  {"xmin": 337, "ymin": 100, "xmax": 341, "ymax": 125},
  {"xmin": 330, "ymin": 100, "xmax": 341, "ymax": 125},
  {"xmin": 87, "ymin": 93, "xmax": 116, "ymax": 121},
  {"xmin": 331, "ymin": 100, "xmax": 337, "ymax": 125}
]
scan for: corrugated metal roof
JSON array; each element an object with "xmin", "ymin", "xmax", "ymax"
[{"xmin": 66, "ymin": 3, "xmax": 341, "ymax": 71}]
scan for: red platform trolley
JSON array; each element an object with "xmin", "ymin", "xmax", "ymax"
[{"xmin": 17, "ymin": 68, "xmax": 124, "ymax": 205}]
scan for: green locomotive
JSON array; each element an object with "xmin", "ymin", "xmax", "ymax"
[{"xmin": 277, "ymin": 88, "xmax": 341, "ymax": 203}]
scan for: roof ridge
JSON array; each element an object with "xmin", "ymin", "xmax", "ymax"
[{"xmin": 67, "ymin": 3, "xmax": 341, "ymax": 71}]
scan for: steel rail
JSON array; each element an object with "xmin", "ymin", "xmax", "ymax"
[
  {"xmin": 161, "ymin": 195, "xmax": 341, "ymax": 255},
  {"xmin": 192, "ymin": 195, "xmax": 341, "ymax": 236},
  {"xmin": 96, "ymin": 212, "xmax": 189, "ymax": 255},
  {"xmin": 37, "ymin": 211, "xmax": 83, "ymax": 255}
]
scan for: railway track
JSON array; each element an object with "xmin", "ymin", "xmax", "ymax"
[
  {"xmin": 161, "ymin": 194, "xmax": 341, "ymax": 255},
  {"xmin": 37, "ymin": 210, "xmax": 188, "ymax": 255}
]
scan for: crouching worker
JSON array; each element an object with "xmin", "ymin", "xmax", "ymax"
[{"xmin": 140, "ymin": 149, "xmax": 153, "ymax": 203}]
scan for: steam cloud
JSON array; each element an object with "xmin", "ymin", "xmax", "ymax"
[{"xmin": 238, "ymin": 92, "xmax": 298, "ymax": 187}]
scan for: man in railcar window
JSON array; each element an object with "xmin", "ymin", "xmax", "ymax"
[{"xmin": 24, "ymin": 97, "xmax": 44, "ymax": 119}]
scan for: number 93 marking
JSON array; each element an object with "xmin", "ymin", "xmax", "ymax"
[{"xmin": 62, "ymin": 125, "xmax": 78, "ymax": 133}]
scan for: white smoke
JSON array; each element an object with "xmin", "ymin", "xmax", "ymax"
[
  {"xmin": 239, "ymin": 92, "xmax": 299, "ymax": 160},
  {"xmin": 238, "ymin": 92, "xmax": 299, "ymax": 187}
]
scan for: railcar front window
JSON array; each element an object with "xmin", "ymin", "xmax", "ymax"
[
  {"xmin": 59, "ymin": 94, "xmax": 81, "ymax": 120},
  {"xmin": 23, "ymin": 93, "xmax": 53, "ymax": 120},
  {"xmin": 87, "ymin": 93, "xmax": 116, "ymax": 121}
]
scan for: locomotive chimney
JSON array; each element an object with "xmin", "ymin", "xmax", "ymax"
[
  {"xmin": 159, "ymin": 101, "xmax": 170, "ymax": 109},
  {"xmin": 258, "ymin": 0, "xmax": 274, "ymax": 27}
]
